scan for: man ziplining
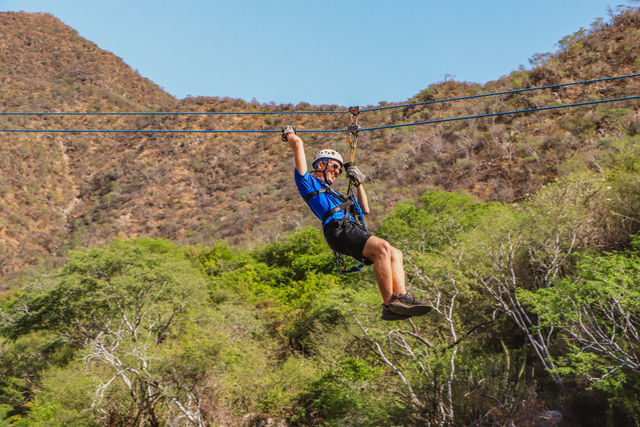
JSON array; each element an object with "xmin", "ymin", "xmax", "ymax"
[{"xmin": 282, "ymin": 126, "xmax": 431, "ymax": 321}]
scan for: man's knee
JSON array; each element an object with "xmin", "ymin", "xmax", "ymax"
[
  {"xmin": 391, "ymin": 246, "xmax": 403, "ymax": 263},
  {"xmin": 364, "ymin": 236, "xmax": 392, "ymax": 260},
  {"xmin": 379, "ymin": 240, "xmax": 393, "ymax": 259}
]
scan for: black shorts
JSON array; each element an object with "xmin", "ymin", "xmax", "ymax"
[{"xmin": 323, "ymin": 219, "xmax": 374, "ymax": 264}]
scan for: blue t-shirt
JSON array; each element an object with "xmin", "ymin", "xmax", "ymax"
[{"xmin": 294, "ymin": 169, "xmax": 352, "ymax": 226}]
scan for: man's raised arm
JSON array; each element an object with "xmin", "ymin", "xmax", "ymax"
[{"xmin": 283, "ymin": 126, "xmax": 307, "ymax": 175}]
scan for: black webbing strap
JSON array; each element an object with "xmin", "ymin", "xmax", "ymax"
[
  {"xmin": 304, "ymin": 180, "xmax": 350, "ymax": 223},
  {"xmin": 303, "ymin": 188, "xmax": 327, "ymax": 202},
  {"xmin": 322, "ymin": 199, "xmax": 354, "ymax": 223}
]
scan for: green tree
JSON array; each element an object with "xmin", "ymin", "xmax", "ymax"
[
  {"xmin": 359, "ymin": 190, "xmax": 532, "ymax": 424},
  {"xmin": 2, "ymin": 238, "xmax": 212, "ymax": 425},
  {"xmin": 520, "ymin": 243, "xmax": 640, "ymax": 416}
]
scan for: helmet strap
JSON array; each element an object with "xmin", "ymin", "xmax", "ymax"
[
  {"xmin": 319, "ymin": 161, "xmax": 329, "ymax": 183},
  {"xmin": 313, "ymin": 160, "xmax": 330, "ymax": 184}
]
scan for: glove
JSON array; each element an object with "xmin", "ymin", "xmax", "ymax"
[
  {"xmin": 344, "ymin": 162, "xmax": 366, "ymax": 186},
  {"xmin": 282, "ymin": 125, "xmax": 296, "ymax": 142}
]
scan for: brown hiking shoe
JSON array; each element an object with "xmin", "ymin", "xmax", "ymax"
[
  {"xmin": 389, "ymin": 293, "xmax": 432, "ymax": 317},
  {"xmin": 381, "ymin": 304, "xmax": 411, "ymax": 321}
]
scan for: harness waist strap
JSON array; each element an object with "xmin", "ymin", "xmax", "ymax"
[{"xmin": 322, "ymin": 199, "xmax": 354, "ymax": 223}]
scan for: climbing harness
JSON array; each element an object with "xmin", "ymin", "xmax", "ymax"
[{"xmin": 308, "ymin": 177, "xmax": 367, "ymax": 275}]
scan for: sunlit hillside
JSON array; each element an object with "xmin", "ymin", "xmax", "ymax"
[{"xmin": 2, "ymin": 10, "xmax": 640, "ymax": 277}]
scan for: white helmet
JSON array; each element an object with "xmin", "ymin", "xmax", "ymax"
[{"xmin": 312, "ymin": 149, "xmax": 343, "ymax": 169}]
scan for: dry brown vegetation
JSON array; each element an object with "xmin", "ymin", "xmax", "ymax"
[{"xmin": 2, "ymin": 10, "xmax": 640, "ymax": 276}]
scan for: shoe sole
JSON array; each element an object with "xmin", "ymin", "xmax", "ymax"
[{"xmin": 389, "ymin": 302, "xmax": 432, "ymax": 317}]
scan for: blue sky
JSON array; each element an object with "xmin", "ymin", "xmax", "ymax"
[{"xmin": 0, "ymin": 0, "xmax": 627, "ymax": 106}]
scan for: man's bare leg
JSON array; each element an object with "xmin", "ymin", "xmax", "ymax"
[
  {"xmin": 362, "ymin": 235, "xmax": 395, "ymax": 304},
  {"xmin": 390, "ymin": 246, "xmax": 407, "ymax": 297},
  {"xmin": 363, "ymin": 236, "xmax": 408, "ymax": 302},
  {"xmin": 363, "ymin": 235, "xmax": 431, "ymax": 317}
]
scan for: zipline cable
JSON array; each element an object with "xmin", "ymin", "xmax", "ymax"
[
  {"xmin": 359, "ymin": 95, "xmax": 640, "ymax": 132},
  {"xmin": 0, "ymin": 128, "xmax": 345, "ymax": 134},
  {"xmin": 360, "ymin": 73, "xmax": 640, "ymax": 112},
  {"xmin": 1, "ymin": 95, "xmax": 639, "ymax": 134},
  {"xmin": 1, "ymin": 73, "xmax": 639, "ymax": 117}
]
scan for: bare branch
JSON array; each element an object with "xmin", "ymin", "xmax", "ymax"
[{"xmin": 352, "ymin": 312, "xmax": 421, "ymax": 406}]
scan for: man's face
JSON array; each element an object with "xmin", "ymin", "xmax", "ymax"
[{"xmin": 320, "ymin": 160, "xmax": 343, "ymax": 184}]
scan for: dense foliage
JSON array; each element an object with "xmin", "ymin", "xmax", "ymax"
[{"xmin": 3, "ymin": 132, "xmax": 640, "ymax": 424}]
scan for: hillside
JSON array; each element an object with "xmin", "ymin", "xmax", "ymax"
[{"xmin": 3, "ymin": 10, "xmax": 640, "ymax": 277}]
